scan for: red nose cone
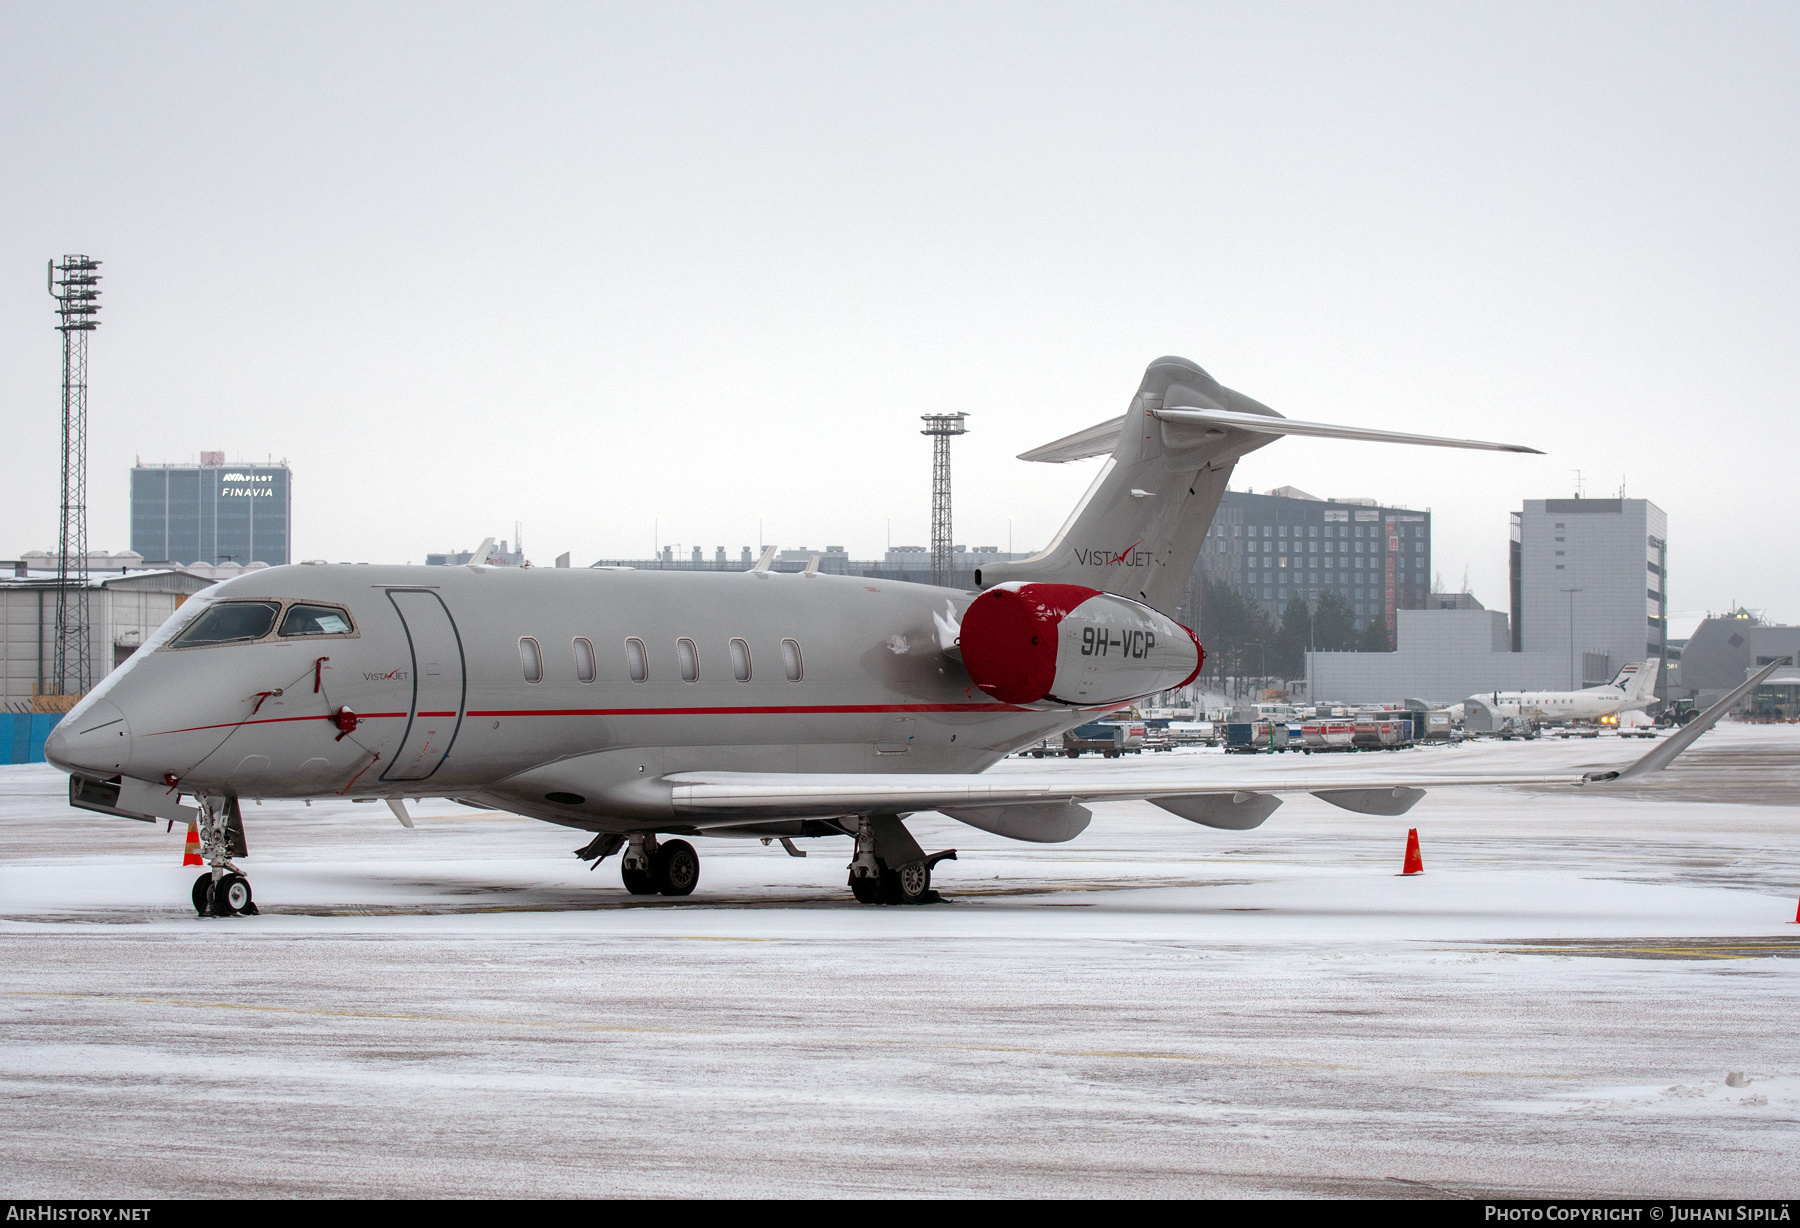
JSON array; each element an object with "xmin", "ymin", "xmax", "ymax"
[{"xmin": 960, "ymin": 584, "xmax": 1100, "ymax": 704}]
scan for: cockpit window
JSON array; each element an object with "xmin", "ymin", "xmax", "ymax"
[
  {"xmin": 278, "ymin": 604, "xmax": 354, "ymax": 637},
  {"xmin": 170, "ymin": 601, "xmax": 282, "ymax": 648}
]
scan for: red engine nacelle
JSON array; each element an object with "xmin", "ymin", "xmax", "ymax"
[{"xmin": 960, "ymin": 583, "xmax": 1203, "ymax": 707}]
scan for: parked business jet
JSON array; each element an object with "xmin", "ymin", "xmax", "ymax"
[
  {"xmin": 46, "ymin": 357, "xmax": 1769, "ymax": 915},
  {"xmin": 1465, "ymin": 660, "xmax": 1662, "ymax": 729}
]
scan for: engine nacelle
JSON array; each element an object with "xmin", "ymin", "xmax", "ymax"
[{"xmin": 960, "ymin": 583, "xmax": 1202, "ymax": 707}]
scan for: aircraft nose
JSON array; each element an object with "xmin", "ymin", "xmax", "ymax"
[{"xmin": 44, "ymin": 699, "xmax": 134, "ymax": 776}]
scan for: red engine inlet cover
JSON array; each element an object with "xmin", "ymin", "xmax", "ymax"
[{"xmin": 961, "ymin": 583, "xmax": 1203, "ymax": 707}]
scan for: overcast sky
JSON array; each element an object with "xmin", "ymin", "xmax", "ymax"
[{"xmin": 2, "ymin": 2, "xmax": 1795, "ymax": 628}]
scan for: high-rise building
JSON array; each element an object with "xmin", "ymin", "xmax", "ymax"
[
  {"xmin": 130, "ymin": 457, "xmax": 292, "ymax": 567},
  {"xmin": 1185, "ymin": 488, "xmax": 1431, "ymax": 632},
  {"xmin": 1510, "ymin": 498, "xmax": 1666, "ymax": 688}
]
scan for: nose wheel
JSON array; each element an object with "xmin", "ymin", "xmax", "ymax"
[
  {"xmin": 189, "ymin": 797, "xmax": 258, "ymax": 917},
  {"xmin": 193, "ymin": 872, "xmax": 258, "ymax": 917}
]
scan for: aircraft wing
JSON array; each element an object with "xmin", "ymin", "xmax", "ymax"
[{"xmin": 666, "ymin": 661, "xmax": 1779, "ymax": 838}]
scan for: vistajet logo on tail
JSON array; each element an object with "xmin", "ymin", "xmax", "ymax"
[{"xmin": 1073, "ymin": 540, "xmax": 1148, "ymax": 568}]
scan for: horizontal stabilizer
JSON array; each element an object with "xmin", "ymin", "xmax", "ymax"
[
  {"xmin": 1151, "ymin": 407, "xmax": 1543, "ymax": 454},
  {"xmin": 1017, "ymin": 415, "xmax": 1127, "ymax": 463}
]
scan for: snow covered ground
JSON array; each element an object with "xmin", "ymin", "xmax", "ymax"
[{"xmin": 1, "ymin": 724, "xmax": 1796, "ymax": 1197}]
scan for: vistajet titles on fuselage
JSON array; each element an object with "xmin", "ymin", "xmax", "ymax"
[{"xmin": 46, "ymin": 357, "xmax": 1776, "ymax": 916}]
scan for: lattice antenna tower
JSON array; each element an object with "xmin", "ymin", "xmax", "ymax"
[
  {"xmin": 920, "ymin": 412, "xmax": 968, "ymax": 587},
  {"xmin": 48, "ymin": 255, "xmax": 102, "ymax": 696}
]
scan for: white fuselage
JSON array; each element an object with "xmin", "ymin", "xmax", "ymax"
[
  {"xmin": 45, "ymin": 563, "xmax": 1149, "ymax": 836},
  {"xmin": 1478, "ymin": 686, "xmax": 1646, "ymax": 724}
]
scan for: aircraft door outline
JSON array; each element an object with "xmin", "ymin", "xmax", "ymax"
[{"xmin": 380, "ymin": 588, "xmax": 468, "ymax": 782}]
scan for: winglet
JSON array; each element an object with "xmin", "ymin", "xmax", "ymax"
[
  {"xmin": 752, "ymin": 545, "xmax": 777, "ymax": 575},
  {"xmin": 1592, "ymin": 660, "xmax": 1782, "ymax": 783}
]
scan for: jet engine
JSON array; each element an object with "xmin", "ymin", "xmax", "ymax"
[{"xmin": 959, "ymin": 583, "xmax": 1202, "ymax": 707}]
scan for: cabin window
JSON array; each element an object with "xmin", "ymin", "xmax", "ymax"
[
  {"xmin": 520, "ymin": 637, "xmax": 543, "ymax": 684},
  {"xmin": 729, "ymin": 638, "xmax": 752, "ymax": 682},
  {"xmin": 781, "ymin": 638, "xmax": 803, "ymax": 682},
  {"xmin": 170, "ymin": 600, "xmax": 282, "ymax": 648},
  {"xmin": 573, "ymin": 637, "xmax": 596, "ymax": 683},
  {"xmin": 626, "ymin": 637, "xmax": 648, "ymax": 683},
  {"xmin": 277, "ymin": 603, "xmax": 354, "ymax": 637},
  {"xmin": 677, "ymin": 638, "xmax": 700, "ymax": 682}
]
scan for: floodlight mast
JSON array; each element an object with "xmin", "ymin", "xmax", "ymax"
[
  {"xmin": 920, "ymin": 412, "xmax": 968, "ymax": 587},
  {"xmin": 48, "ymin": 255, "xmax": 101, "ymax": 698}
]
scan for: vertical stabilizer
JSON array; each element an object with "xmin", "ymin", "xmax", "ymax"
[{"xmin": 977, "ymin": 357, "xmax": 1283, "ymax": 616}]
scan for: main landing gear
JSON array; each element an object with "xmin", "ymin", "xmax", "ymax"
[
  {"xmin": 191, "ymin": 796, "xmax": 258, "ymax": 918},
  {"xmin": 847, "ymin": 815, "xmax": 956, "ymax": 905},
  {"xmin": 620, "ymin": 834, "xmax": 700, "ymax": 897}
]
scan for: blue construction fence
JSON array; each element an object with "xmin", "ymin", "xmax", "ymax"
[{"xmin": 2, "ymin": 713, "xmax": 64, "ymax": 765}]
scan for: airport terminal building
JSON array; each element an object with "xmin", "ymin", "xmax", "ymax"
[{"xmin": 130, "ymin": 454, "xmax": 292, "ymax": 568}]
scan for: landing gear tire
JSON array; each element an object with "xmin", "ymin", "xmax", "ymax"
[
  {"xmin": 192, "ymin": 873, "xmax": 214, "ymax": 918},
  {"xmin": 886, "ymin": 860, "xmax": 932, "ymax": 905},
  {"xmin": 859, "ymin": 859, "xmax": 934, "ymax": 905},
  {"xmin": 621, "ymin": 863, "xmax": 659, "ymax": 895},
  {"xmin": 213, "ymin": 873, "xmax": 255, "ymax": 917},
  {"xmin": 653, "ymin": 840, "xmax": 699, "ymax": 897}
]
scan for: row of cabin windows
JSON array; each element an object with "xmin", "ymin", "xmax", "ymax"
[{"xmin": 518, "ymin": 636, "xmax": 803, "ymax": 685}]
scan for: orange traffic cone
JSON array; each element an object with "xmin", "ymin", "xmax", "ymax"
[
  {"xmin": 182, "ymin": 823, "xmax": 203, "ymax": 867},
  {"xmin": 1792, "ymin": 892, "xmax": 1799, "ymax": 924},
  {"xmin": 1400, "ymin": 828, "xmax": 1424, "ymax": 876}
]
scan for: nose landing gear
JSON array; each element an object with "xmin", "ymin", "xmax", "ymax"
[{"xmin": 191, "ymin": 797, "xmax": 258, "ymax": 917}]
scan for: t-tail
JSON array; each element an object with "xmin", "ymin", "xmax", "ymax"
[
  {"xmin": 1609, "ymin": 659, "xmax": 1662, "ymax": 703},
  {"xmin": 977, "ymin": 356, "xmax": 1542, "ymax": 616}
]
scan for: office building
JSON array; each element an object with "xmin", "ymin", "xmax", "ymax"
[
  {"xmin": 131, "ymin": 454, "xmax": 292, "ymax": 567},
  {"xmin": 1511, "ymin": 498, "xmax": 1666, "ymax": 688},
  {"xmin": 1185, "ymin": 488, "xmax": 1431, "ymax": 632}
]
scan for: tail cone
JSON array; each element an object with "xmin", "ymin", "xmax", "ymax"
[
  {"xmin": 182, "ymin": 823, "xmax": 202, "ymax": 867},
  {"xmin": 1401, "ymin": 828, "xmax": 1423, "ymax": 876}
]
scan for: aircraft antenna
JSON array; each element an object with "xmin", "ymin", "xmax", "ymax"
[
  {"xmin": 48, "ymin": 255, "xmax": 102, "ymax": 698},
  {"xmin": 920, "ymin": 412, "xmax": 968, "ymax": 587}
]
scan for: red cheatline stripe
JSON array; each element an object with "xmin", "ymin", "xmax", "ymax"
[
  {"xmin": 149, "ymin": 701, "xmax": 1026, "ymax": 736},
  {"xmin": 468, "ymin": 703, "xmax": 1027, "ymax": 717}
]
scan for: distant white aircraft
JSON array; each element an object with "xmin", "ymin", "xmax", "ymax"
[{"xmin": 1466, "ymin": 660, "xmax": 1661, "ymax": 728}]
